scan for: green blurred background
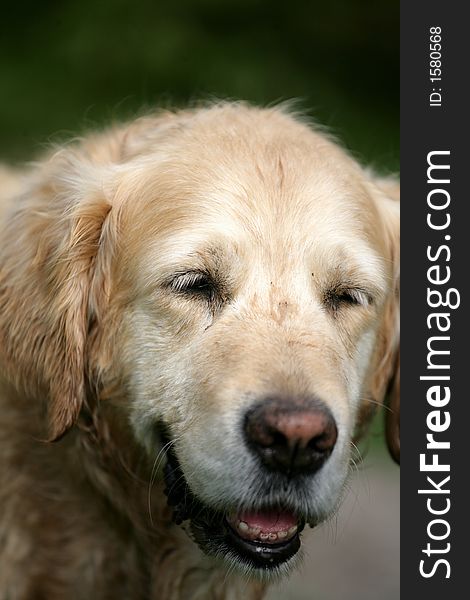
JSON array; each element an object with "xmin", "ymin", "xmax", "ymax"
[{"xmin": 1, "ymin": 0, "xmax": 398, "ymax": 171}]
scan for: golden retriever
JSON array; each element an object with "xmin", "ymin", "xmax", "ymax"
[{"xmin": 0, "ymin": 102, "xmax": 399, "ymax": 600}]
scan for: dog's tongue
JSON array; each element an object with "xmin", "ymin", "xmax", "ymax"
[
  {"xmin": 238, "ymin": 509, "xmax": 297, "ymax": 533},
  {"xmin": 227, "ymin": 509, "xmax": 299, "ymax": 543}
]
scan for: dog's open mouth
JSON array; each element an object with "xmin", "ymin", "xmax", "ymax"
[
  {"xmin": 162, "ymin": 438, "xmax": 305, "ymax": 570},
  {"xmin": 223, "ymin": 509, "xmax": 303, "ymax": 568}
]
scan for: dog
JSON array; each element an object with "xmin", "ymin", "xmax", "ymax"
[{"xmin": 0, "ymin": 102, "xmax": 399, "ymax": 599}]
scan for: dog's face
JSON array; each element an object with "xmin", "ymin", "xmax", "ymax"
[
  {"xmin": 99, "ymin": 106, "xmax": 399, "ymax": 575},
  {"xmin": 0, "ymin": 103, "xmax": 399, "ymax": 579}
]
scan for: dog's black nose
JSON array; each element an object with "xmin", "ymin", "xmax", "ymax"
[{"xmin": 244, "ymin": 397, "xmax": 338, "ymax": 476}]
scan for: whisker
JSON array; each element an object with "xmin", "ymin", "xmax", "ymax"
[
  {"xmin": 358, "ymin": 396, "xmax": 394, "ymax": 414},
  {"xmin": 147, "ymin": 413, "xmax": 205, "ymax": 526},
  {"xmin": 147, "ymin": 436, "xmax": 181, "ymax": 527}
]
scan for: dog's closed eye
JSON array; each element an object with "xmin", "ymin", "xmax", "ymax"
[
  {"xmin": 324, "ymin": 286, "xmax": 373, "ymax": 313},
  {"xmin": 170, "ymin": 271, "xmax": 220, "ymax": 303}
]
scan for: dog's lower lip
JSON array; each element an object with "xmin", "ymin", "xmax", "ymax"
[{"xmin": 223, "ymin": 517, "xmax": 302, "ymax": 568}]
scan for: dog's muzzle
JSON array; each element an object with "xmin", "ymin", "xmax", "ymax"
[
  {"xmin": 162, "ymin": 439, "xmax": 306, "ymax": 571},
  {"xmin": 160, "ymin": 397, "xmax": 338, "ymax": 572}
]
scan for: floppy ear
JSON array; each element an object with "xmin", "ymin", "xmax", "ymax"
[
  {"xmin": 368, "ymin": 175, "xmax": 400, "ymax": 463},
  {"xmin": 0, "ymin": 153, "xmax": 112, "ymax": 440},
  {"xmin": 385, "ymin": 350, "xmax": 400, "ymax": 463}
]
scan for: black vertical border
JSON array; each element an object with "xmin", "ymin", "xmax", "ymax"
[{"xmin": 401, "ymin": 2, "xmax": 468, "ymax": 597}]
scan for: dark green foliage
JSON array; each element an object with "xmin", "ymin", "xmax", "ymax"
[{"xmin": 0, "ymin": 0, "xmax": 398, "ymax": 169}]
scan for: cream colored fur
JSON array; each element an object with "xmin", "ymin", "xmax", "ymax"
[{"xmin": 0, "ymin": 103, "xmax": 399, "ymax": 599}]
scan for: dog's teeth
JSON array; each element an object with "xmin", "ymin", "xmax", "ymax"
[
  {"xmin": 238, "ymin": 521, "xmax": 249, "ymax": 532},
  {"xmin": 288, "ymin": 525, "xmax": 298, "ymax": 536},
  {"xmin": 229, "ymin": 517, "xmax": 298, "ymax": 542}
]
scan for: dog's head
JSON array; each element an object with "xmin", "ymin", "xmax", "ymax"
[{"xmin": 0, "ymin": 103, "xmax": 399, "ymax": 577}]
